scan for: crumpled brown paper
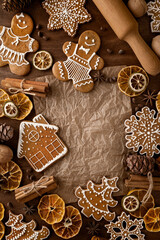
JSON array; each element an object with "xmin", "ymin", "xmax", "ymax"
[{"xmin": 33, "ymin": 66, "xmax": 132, "ymax": 203}]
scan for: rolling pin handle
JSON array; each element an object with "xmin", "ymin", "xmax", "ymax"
[{"xmin": 125, "ymin": 30, "xmax": 160, "ymax": 76}]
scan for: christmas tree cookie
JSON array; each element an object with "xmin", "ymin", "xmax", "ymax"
[
  {"xmin": 5, "ymin": 211, "xmax": 50, "ymax": 240},
  {"xmin": 75, "ymin": 176, "xmax": 119, "ymax": 221}
]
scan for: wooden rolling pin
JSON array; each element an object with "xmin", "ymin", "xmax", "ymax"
[{"xmin": 92, "ymin": 0, "xmax": 160, "ymax": 76}]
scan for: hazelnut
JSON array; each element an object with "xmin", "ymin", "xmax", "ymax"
[
  {"xmin": 128, "ymin": 0, "xmax": 147, "ymax": 18},
  {"xmin": 152, "ymin": 35, "xmax": 160, "ymax": 57},
  {"xmin": 0, "ymin": 145, "xmax": 13, "ymax": 164}
]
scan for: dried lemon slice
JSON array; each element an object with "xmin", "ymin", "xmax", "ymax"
[
  {"xmin": 127, "ymin": 189, "xmax": 155, "ymax": 218},
  {"xmin": 156, "ymin": 91, "xmax": 160, "ymax": 113},
  {"xmin": 10, "ymin": 93, "xmax": 33, "ymax": 120},
  {"xmin": 38, "ymin": 194, "xmax": 65, "ymax": 225},
  {"xmin": 122, "ymin": 195, "xmax": 139, "ymax": 212},
  {"xmin": 52, "ymin": 206, "xmax": 82, "ymax": 239},
  {"xmin": 3, "ymin": 101, "xmax": 19, "ymax": 118},
  {"xmin": 118, "ymin": 66, "xmax": 149, "ymax": 97},
  {"xmin": 33, "ymin": 51, "xmax": 53, "ymax": 70}
]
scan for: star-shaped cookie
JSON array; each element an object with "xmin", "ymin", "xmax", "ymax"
[{"xmin": 42, "ymin": 0, "xmax": 92, "ymax": 37}]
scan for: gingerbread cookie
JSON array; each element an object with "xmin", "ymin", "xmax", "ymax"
[
  {"xmin": 17, "ymin": 114, "xmax": 68, "ymax": 172},
  {"xmin": 42, "ymin": 0, "xmax": 92, "ymax": 37},
  {"xmin": 0, "ymin": 13, "xmax": 39, "ymax": 75},
  {"xmin": 53, "ymin": 30, "xmax": 104, "ymax": 92},
  {"xmin": 75, "ymin": 176, "xmax": 119, "ymax": 221},
  {"xmin": 125, "ymin": 106, "xmax": 160, "ymax": 157},
  {"xmin": 147, "ymin": 0, "xmax": 160, "ymax": 32},
  {"xmin": 6, "ymin": 211, "xmax": 50, "ymax": 240},
  {"xmin": 105, "ymin": 212, "xmax": 145, "ymax": 240}
]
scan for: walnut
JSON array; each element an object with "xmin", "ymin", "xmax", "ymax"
[
  {"xmin": 0, "ymin": 145, "xmax": 13, "ymax": 164},
  {"xmin": 128, "ymin": 0, "xmax": 147, "ymax": 18},
  {"xmin": 152, "ymin": 35, "xmax": 160, "ymax": 57}
]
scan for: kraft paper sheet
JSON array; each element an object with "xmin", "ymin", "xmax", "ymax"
[{"xmin": 33, "ymin": 66, "xmax": 132, "ymax": 203}]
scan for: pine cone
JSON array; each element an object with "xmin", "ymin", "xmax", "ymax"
[
  {"xmin": 0, "ymin": 123, "xmax": 14, "ymax": 142},
  {"xmin": 2, "ymin": 0, "xmax": 32, "ymax": 12},
  {"xmin": 125, "ymin": 154, "xmax": 155, "ymax": 175}
]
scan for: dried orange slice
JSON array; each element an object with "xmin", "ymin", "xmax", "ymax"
[
  {"xmin": 38, "ymin": 194, "xmax": 65, "ymax": 225},
  {"xmin": 118, "ymin": 66, "xmax": 149, "ymax": 97},
  {"xmin": 0, "ymin": 89, "xmax": 10, "ymax": 104},
  {"xmin": 52, "ymin": 206, "xmax": 82, "ymax": 239},
  {"xmin": 0, "ymin": 204, "xmax": 4, "ymax": 221},
  {"xmin": 144, "ymin": 207, "xmax": 160, "ymax": 232},
  {"xmin": 33, "ymin": 51, "xmax": 53, "ymax": 70},
  {"xmin": 127, "ymin": 189, "xmax": 155, "ymax": 218},
  {"xmin": 0, "ymin": 161, "xmax": 22, "ymax": 191},
  {"xmin": 10, "ymin": 93, "xmax": 33, "ymax": 120},
  {"xmin": 0, "ymin": 222, "xmax": 5, "ymax": 240},
  {"xmin": 156, "ymin": 91, "xmax": 160, "ymax": 113},
  {"xmin": 0, "ymin": 89, "xmax": 10, "ymax": 118},
  {"xmin": 121, "ymin": 195, "xmax": 139, "ymax": 212}
]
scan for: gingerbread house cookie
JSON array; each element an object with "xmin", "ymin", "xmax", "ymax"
[{"xmin": 17, "ymin": 114, "xmax": 68, "ymax": 172}]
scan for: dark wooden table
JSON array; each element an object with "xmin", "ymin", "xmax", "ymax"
[{"xmin": 0, "ymin": 0, "xmax": 160, "ymax": 239}]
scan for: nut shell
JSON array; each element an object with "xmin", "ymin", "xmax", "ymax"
[
  {"xmin": 152, "ymin": 35, "xmax": 160, "ymax": 57},
  {"xmin": 128, "ymin": 0, "xmax": 147, "ymax": 18},
  {"xmin": 0, "ymin": 145, "xmax": 13, "ymax": 164}
]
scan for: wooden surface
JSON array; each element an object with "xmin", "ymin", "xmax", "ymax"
[{"xmin": 0, "ymin": 0, "xmax": 160, "ymax": 239}]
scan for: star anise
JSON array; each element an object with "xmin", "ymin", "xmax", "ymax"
[
  {"xmin": 142, "ymin": 90, "xmax": 157, "ymax": 106},
  {"xmin": 86, "ymin": 220, "xmax": 100, "ymax": 235},
  {"xmin": 92, "ymin": 71, "xmax": 106, "ymax": 82},
  {"xmin": 23, "ymin": 205, "xmax": 36, "ymax": 215}
]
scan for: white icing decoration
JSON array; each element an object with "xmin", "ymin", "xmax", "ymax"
[
  {"xmin": 16, "ymin": 13, "xmax": 25, "ymax": 19},
  {"xmin": 75, "ymin": 176, "xmax": 119, "ymax": 221},
  {"xmin": 0, "ymin": 27, "xmax": 34, "ymax": 66},
  {"xmin": 125, "ymin": 106, "xmax": 160, "ymax": 157},
  {"xmin": 63, "ymin": 44, "xmax": 96, "ymax": 85},
  {"xmin": 79, "ymin": 45, "xmax": 90, "ymax": 54},
  {"xmin": 85, "ymin": 41, "xmax": 95, "ymax": 47},
  {"xmin": 94, "ymin": 57, "xmax": 100, "ymax": 70},
  {"xmin": 58, "ymin": 61, "xmax": 65, "ymax": 79},
  {"xmin": 5, "ymin": 211, "xmax": 50, "ymax": 240},
  {"xmin": 17, "ymin": 114, "xmax": 67, "ymax": 172},
  {"xmin": 17, "ymin": 24, "xmax": 28, "ymax": 30},
  {"xmin": 42, "ymin": 0, "xmax": 92, "ymax": 37},
  {"xmin": 65, "ymin": 41, "xmax": 72, "ymax": 54}
]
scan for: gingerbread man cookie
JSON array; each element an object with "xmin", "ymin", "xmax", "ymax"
[
  {"xmin": 0, "ymin": 13, "xmax": 39, "ymax": 76},
  {"xmin": 53, "ymin": 30, "xmax": 104, "ymax": 92}
]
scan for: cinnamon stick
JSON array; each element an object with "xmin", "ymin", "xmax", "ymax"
[
  {"xmin": 15, "ymin": 176, "xmax": 57, "ymax": 203},
  {"xmin": 2, "ymin": 79, "xmax": 48, "ymax": 93},
  {"xmin": 125, "ymin": 174, "xmax": 160, "ymax": 191}
]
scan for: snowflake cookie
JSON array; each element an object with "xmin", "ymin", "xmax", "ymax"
[
  {"xmin": 125, "ymin": 107, "xmax": 160, "ymax": 157},
  {"xmin": 5, "ymin": 211, "xmax": 50, "ymax": 240},
  {"xmin": 42, "ymin": 0, "xmax": 92, "ymax": 37},
  {"xmin": 75, "ymin": 176, "xmax": 119, "ymax": 222},
  {"xmin": 105, "ymin": 212, "xmax": 145, "ymax": 240},
  {"xmin": 147, "ymin": 0, "xmax": 160, "ymax": 32}
]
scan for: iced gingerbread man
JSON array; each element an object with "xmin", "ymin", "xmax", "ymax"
[
  {"xmin": 0, "ymin": 13, "xmax": 39, "ymax": 75},
  {"xmin": 53, "ymin": 30, "xmax": 104, "ymax": 92}
]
